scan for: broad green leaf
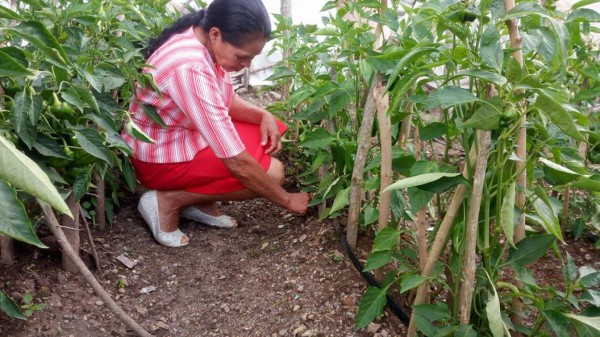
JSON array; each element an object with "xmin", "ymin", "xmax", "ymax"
[
  {"xmin": 534, "ymin": 93, "xmax": 584, "ymax": 141},
  {"xmin": 564, "ymin": 313, "xmax": 600, "ymax": 336},
  {"xmin": 62, "ymin": 84, "xmax": 100, "ymax": 114},
  {"xmin": 8, "ymin": 21, "xmax": 70, "ymax": 67},
  {"xmin": 33, "ymin": 133, "xmax": 70, "ymax": 159},
  {"xmin": 582, "ymin": 289, "xmax": 600, "ymax": 307},
  {"xmin": 142, "ymin": 104, "xmax": 167, "ymax": 128},
  {"xmin": 122, "ymin": 158, "xmax": 137, "ymax": 192},
  {"xmin": 0, "ymin": 290, "xmax": 26, "ymax": 320},
  {"xmin": 363, "ymin": 250, "xmax": 393, "ymax": 271},
  {"xmin": 299, "ymin": 128, "xmax": 336, "ymax": 149},
  {"xmin": 355, "ymin": 286, "xmax": 388, "ymax": 330},
  {"xmin": 572, "ymin": 0, "xmax": 600, "ymax": 9},
  {"xmin": 0, "ymin": 5, "xmax": 22, "ymax": 20},
  {"xmin": 384, "ymin": 172, "xmax": 461, "ymax": 192},
  {"xmin": 413, "ymin": 303, "xmax": 453, "ymax": 336},
  {"xmin": 385, "ymin": 45, "xmax": 438, "ymax": 91},
  {"xmin": 450, "ymin": 69, "xmax": 507, "ymax": 86},
  {"xmin": 580, "ymin": 268, "xmax": 600, "ymax": 288},
  {"xmin": 125, "ymin": 119, "xmax": 155, "ymax": 144},
  {"xmin": 501, "ymin": 182, "xmax": 516, "ymax": 247},
  {"xmin": 480, "ymin": 25, "xmax": 503, "ymax": 73},
  {"xmin": 540, "ymin": 157, "xmax": 581, "ymax": 185},
  {"xmin": 329, "ymin": 187, "xmax": 350, "ymax": 214},
  {"xmin": 505, "ymin": 234, "xmax": 555, "ymax": 268},
  {"xmin": 419, "ymin": 122, "xmax": 446, "ymax": 141},
  {"xmin": 408, "ymin": 187, "xmax": 434, "ymax": 213},
  {"xmin": 328, "ymin": 89, "xmax": 352, "ymax": 116},
  {"xmin": 532, "ymin": 190, "xmax": 563, "ymax": 241},
  {"xmin": 0, "ymin": 136, "xmax": 71, "ymax": 217},
  {"xmin": 0, "ymin": 50, "xmax": 34, "ymax": 77},
  {"xmin": 72, "ymin": 166, "xmax": 92, "ymax": 201},
  {"xmin": 0, "ymin": 180, "xmax": 46, "ymax": 248},
  {"xmin": 568, "ymin": 8, "xmax": 600, "ymax": 22},
  {"xmin": 504, "ymin": 2, "xmax": 548, "ymax": 20},
  {"xmin": 400, "ymin": 274, "xmax": 427, "ymax": 293},
  {"xmin": 460, "ymin": 97, "xmax": 502, "ymax": 130},
  {"xmin": 426, "ymin": 87, "xmax": 481, "ymax": 109},
  {"xmin": 572, "ymin": 175, "xmax": 600, "ymax": 192},
  {"xmin": 455, "ymin": 325, "xmax": 477, "ymax": 337},
  {"xmin": 72, "ymin": 129, "xmax": 114, "ymax": 167},
  {"xmin": 486, "ymin": 290, "xmax": 507, "ymax": 337},
  {"xmin": 542, "ymin": 310, "xmax": 570, "ymax": 337},
  {"xmin": 362, "ymin": 205, "xmax": 379, "ymax": 226},
  {"xmin": 419, "ymin": 174, "xmax": 466, "ymax": 194},
  {"xmin": 84, "ymin": 63, "xmax": 126, "ymax": 92},
  {"xmin": 522, "ymin": 28, "xmax": 558, "ymax": 64},
  {"xmin": 372, "ymin": 227, "xmax": 401, "ymax": 252},
  {"xmin": 266, "ymin": 66, "xmax": 295, "ymax": 81}
]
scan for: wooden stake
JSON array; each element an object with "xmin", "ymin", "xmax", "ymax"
[
  {"xmin": 1, "ymin": 235, "xmax": 14, "ymax": 266},
  {"xmin": 40, "ymin": 202, "xmax": 153, "ymax": 337},
  {"xmin": 458, "ymin": 130, "xmax": 492, "ymax": 323},
  {"xmin": 80, "ymin": 212, "xmax": 102, "ymax": 274},
  {"xmin": 94, "ymin": 173, "xmax": 106, "ymax": 230},
  {"xmin": 62, "ymin": 193, "xmax": 81, "ymax": 273},
  {"xmin": 375, "ymin": 86, "xmax": 392, "ymax": 230},
  {"xmin": 347, "ymin": 72, "xmax": 384, "ymax": 248}
]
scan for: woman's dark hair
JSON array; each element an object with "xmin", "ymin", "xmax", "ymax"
[{"xmin": 145, "ymin": 0, "xmax": 271, "ymax": 59}]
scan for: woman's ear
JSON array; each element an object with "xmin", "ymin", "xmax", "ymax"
[{"xmin": 208, "ymin": 27, "xmax": 222, "ymax": 43}]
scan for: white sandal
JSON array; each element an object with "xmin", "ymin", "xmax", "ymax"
[
  {"xmin": 138, "ymin": 190, "xmax": 188, "ymax": 247},
  {"xmin": 181, "ymin": 206, "xmax": 237, "ymax": 228}
]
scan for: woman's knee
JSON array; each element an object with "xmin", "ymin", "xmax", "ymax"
[{"xmin": 267, "ymin": 158, "xmax": 285, "ymax": 186}]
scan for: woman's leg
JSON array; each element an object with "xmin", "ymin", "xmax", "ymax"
[{"xmin": 154, "ymin": 158, "xmax": 285, "ymax": 245}]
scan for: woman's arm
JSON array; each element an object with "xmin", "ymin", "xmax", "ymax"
[{"xmin": 229, "ymin": 95, "xmax": 283, "ymax": 155}]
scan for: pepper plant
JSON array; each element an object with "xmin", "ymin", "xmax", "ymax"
[
  {"xmin": 271, "ymin": 0, "xmax": 600, "ymax": 335},
  {"xmin": 0, "ymin": 0, "xmax": 176, "ymax": 319}
]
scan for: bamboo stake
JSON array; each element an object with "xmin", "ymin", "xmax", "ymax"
[
  {"xmin": 406, "ymin": 145, "xmax": 476, "ymax": 337},
  {"xmin": 94, "ymin": 173, "xmax": 106, "ymax": 230},
  {"xmin": 503, "ymin": 0, "xmax": 527, "ymax": 326},
  {"xmin": 458, "ymin": 130, "xmax": 492, "ymax": 323},
  {"xmin": 376, "ymin": 86, "xmax": 392, "ymax": 230},
  {"xmin": 40, "ymin": 202, "xmax": 153, "ymax": 337},
  {"xmin": 413, "ymin": 127, "xmax": 428, "ymax": 274},
  {"xmin": 347, "ymin": 72, "xmax": 384, "ymax": 248},
  {"xmin": 62, "ymin": 193, "xmax": 81, "ymax": 273},
  {"xmin": 1, "ymin": 235, "xmax": 14, "ymax": 266},
  {"xmin": 398, "ymin": 102, "xmax": 413, "ymax": 148}
]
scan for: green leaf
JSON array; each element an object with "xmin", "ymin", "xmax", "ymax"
[
  {"xmin": 532, "ymin": 188, "xmax": 563, "ymax": 241},
  {"xmin": 534, "ymin": 93, "xmax": 585, "ymax": 141},
  {"xmin": 413, "ymin": 303, "xmax": 453, "ymax": 336},
  {"xmin": 72, "ymin": 129, "xmax": 114, "ymax": 167},
  {"xmin": 329, "ymin": 187, "xmax": 350, "ymax": 214},
  {"xmin": 266, "ymin": 66, "xmax": 295, "ymax": 81},
  {"xmin": 505, "ymin": 234, "xmax": 555, "ymax": 268},
  {"xmin": 400, "ymin": 274, "xmax": 427, "ymax": 293},
  {"xmin": 419, "ymin": 122, "xmax": 446, "ymax": 141},
  {"xmin": 564, "ymin": 313, "xmax": 600, "ymax": 336},
  {"xmin": 542, "ymin": 310, "xmax": 570, "ymax": 337},
  {"xmin": 501, "ymin": 182, "xmax": 516, "ymax": 247},
  {"xmin": 580, "ymin": 268, "xmax": 600, "ymax": 288},
  {"xmin": 62, "ymin": 84, "xmax": 100, "ymax": 114},
  {"xmin": 572, "ymin": 0, "xmax": 600, "ymax": 10},
  {"xmin": 451, "ymin": 69, "xmax": 507, "ymax": 86},
  {"xmin": 572, "ymin": 175, "xmax": 600, "ymax": 192},
  {"xmin": 455, "ymin": 325, "xmax": 477, "ymax": 337},
  {"xmin": 384, "ymin": 172, "xmax": 462, "ymax": 192},
  {"xmin": 328, "ymin": 89, "xmax": 352, "ymax": 116},
  {"xmin": 84, "ymin": 63, "xmax": 126, "ymax": 92},
  {"xmin": 33, "ymin": 133, "xmax": 70, "ymax": 159},
  {"xmin": 142, "ymin": 104, "xmax": 167, "ymax": 128},
  {"xmin": 0, "ymin": 5, "xmax": 23, "ymax": 20},
  {"xmin": 355, "ymin": 286, "xmax": 388, "ymax": 330},
  {"xmin": 125, "ymin": 119, "xmax": 155, "ymax": 144},
  {"xmin": 504, "ymin": 2, "xmax": 548, "ymax": 20},
  {"xmin": 299, "ymin": 128, "xmax": 336, "ymax": 149},
  {"xmin": 8, "ymin": 21, "xmax": 70, "ymax": 68},
  {"xmin": 426, "ymin": 87, "xmax": 481, "ymax": 110},
  {"xmin": 0, "ymin": 136, "xmax": 72, "ymax": 217},
  {"xmin": 460, "ymin": 97, "xmax": 502, "ymax": 130},
  {"xmin": 480, "ymin": 25, "xmax": 503, "ymax": 73},
  {"xmin": 385, "ymin": 45, "xmax": 438, "ymax": 91},
  {"xmin": 522, "ymin": 27, "xmax": 558, "ymax": 64},
  {"xmin": 122, "ymin": 157, "xmax": 137, "ymax": 192},
  {"xmin": 72, "ymin": 166, "xmax": 92, "ymax": 201},
  {"xmin": 372, "ymin": 227, "xmax": 401, "ymax": 252},
  {"xmin": 0, "ymin": 290, "xmax": 26, "ymax": 320},
  {"xmin": 486, "ymin": 290, "xmax": 507, "ymax": 337},
  {"xmin": 540, "ymin": 157, "xmax": 581, "ymax": 185},
  {"xmin": 0, "ymin": 50, "xmax": 34, "ymax": 77},
  {"xmin": 568, "ymin": 8, "xmax": 600, "ymax": 22},
  {"xmin": 582, "ymin": 289, "xmax": 600, "ymax": 307},
  {"xmin": 363, "ymin": 250, "xmax": 393, "ymax": 271},
  {"xmin": 0, "ymin": 180, "xmax": 46, "ymax": 248}
]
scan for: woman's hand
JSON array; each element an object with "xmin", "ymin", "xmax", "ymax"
[{"xmin": 260, "ymin": 113, "xmax": 282, "ymax": 155}]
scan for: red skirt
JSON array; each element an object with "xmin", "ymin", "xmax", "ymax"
[{"xmin": 132, "ymin": 120, "xmax": 287, "ymax": 195}]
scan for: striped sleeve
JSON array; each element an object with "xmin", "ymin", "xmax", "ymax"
[{"xmin": 169, "ymin": 64, "xmax": 245, "ymax": 158}]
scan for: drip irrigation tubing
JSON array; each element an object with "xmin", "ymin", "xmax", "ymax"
[{"xmin": 333, "ymin": 218, "xmax": 411, "ymax": 327}]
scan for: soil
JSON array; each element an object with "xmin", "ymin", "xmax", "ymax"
[{"xmin": 0, "ymin": 89, "xmax": 598, "ymax": 337}]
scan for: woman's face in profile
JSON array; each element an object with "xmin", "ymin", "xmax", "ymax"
[{"xmin": 209, "ymin": 29, "xmax": 266, "ymax": 72}]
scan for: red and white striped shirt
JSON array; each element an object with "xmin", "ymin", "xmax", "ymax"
[{"xmin": 122, "ymin": 26, "xmax": 244, "ymax": 163}]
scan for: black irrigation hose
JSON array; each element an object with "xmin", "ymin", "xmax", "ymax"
[{"xmin": 333, "ymin": 219, "xmax": 411, "ymax": 327}]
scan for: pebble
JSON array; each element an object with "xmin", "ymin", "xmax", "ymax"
[
  {"xmin": 293, "ymin": 304, "xmax": 301, "ymax": 312},
  {"xmin": 299, "ymin": 234, "xmax": 307, "ymax": 243},
  {"xmin": 135, "ymin": 306, "xmax": 148, "ymax": 315},
  {"xmin": 297, "ymin": 285, "xmax": 304, "ymax": 292},
  {"xmin": 221, "ymin": 304, "xmax": 231, "ymax": 313},
  {"xmin": 95, "ymin": 300, "xmax": 104, "ymax": 306},
  {"xmin": 293, "ymin": 325, "xmax": 307, "ymax": 336},
  {"xmin": 367, "ymin": 322, "xmax": 381, "ymax": 333},
  {"xmin": 279, "ymin": 328, "xmax": 287, "ymax": 336},
  {"xmin": 381, "ymin": 328, "xmax": 389, "ymax": 337}
]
